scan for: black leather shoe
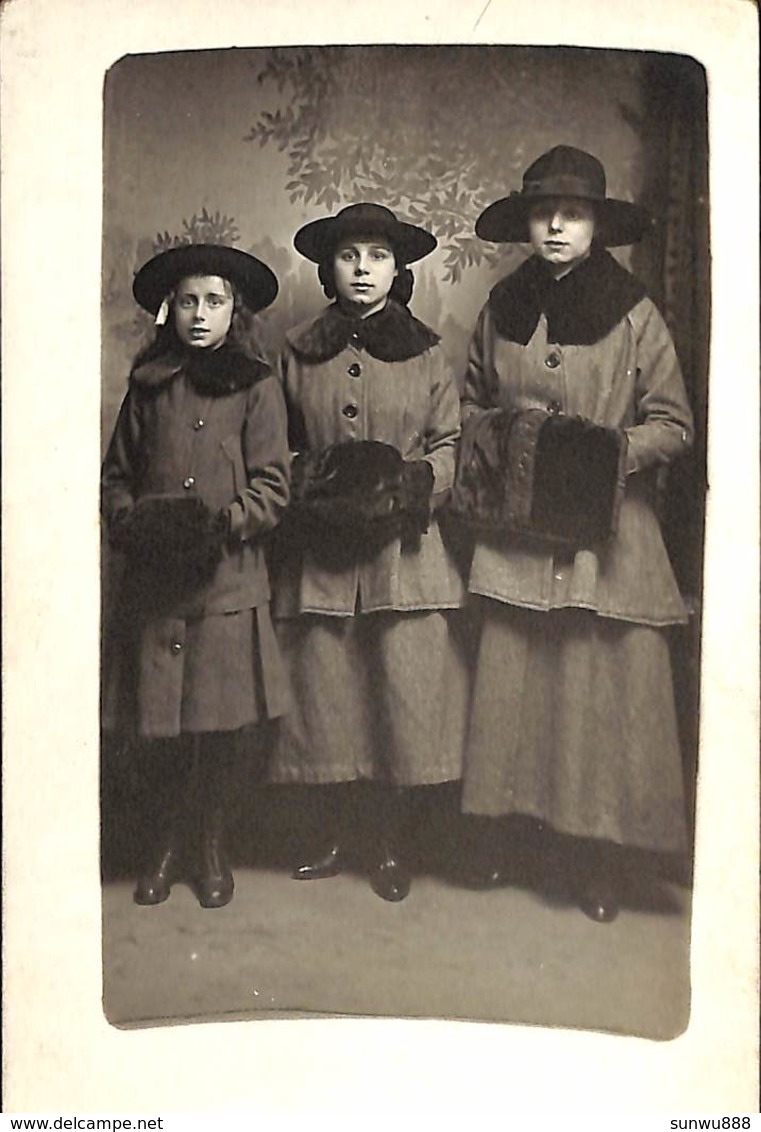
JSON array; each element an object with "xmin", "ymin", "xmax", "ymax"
[
  {"xmin": 195, "ymin": 834, "xmax": 234, "ymax": 909},
  {"xmin": 134, "ymin": 846, "xmax": 180, "ymax": 906},
  {"xmin": 579, "ymin": 884, "xmax": 620, "ymax": 923},
  {"xmin": 292, "ymin": 844, "xmax": 342, "ymax": 881},
  {"xmin": 196, "ymin": 869, "xmax": 234, "ymax": 909},
  {"xmin": 194, "ymin": 860, "xmax": 233, "ymax": 905},
  {"xmin": 370, "ymin": 856, "xmax": 411, "ymax": 902}
]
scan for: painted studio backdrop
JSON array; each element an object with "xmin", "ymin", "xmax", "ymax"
[{"xmin": 101, "ymin": 46, "xmax": 709, "ymax": 1034}]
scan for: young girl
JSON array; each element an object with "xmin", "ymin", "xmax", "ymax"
[
  {"xmin": 454, "ymin": 147, "xmax": 694, "ymax": 921},
  {"xmin": 102, "ymin": 243, "xmax": 290, "ymax": 908},
  {"xmin": 269, "ymin": 203, "xmax": 468, "ymax": 902}
]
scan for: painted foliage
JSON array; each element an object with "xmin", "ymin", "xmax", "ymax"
[{"xmin": 103, "ymin": 46, "xmax": 662, "ymax": 442}]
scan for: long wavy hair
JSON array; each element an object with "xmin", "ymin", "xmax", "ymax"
[{"xmin": 130, "ymin": 280, "xmax": 262, "ymax": 372}]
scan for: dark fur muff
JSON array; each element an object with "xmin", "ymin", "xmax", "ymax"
[
  {"xmin": 110, "ymin": 494, "xmax": 229, "ymax": 601},
  {"xmin": 448, "ymin": 409, "xmax": 627, "ymax": 550}
]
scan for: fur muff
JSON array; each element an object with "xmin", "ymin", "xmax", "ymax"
[
  {"xmin": 448, "ymin": 409, "xmax": 627, "ymax": 550},
  {"xmin": 291, "ymin": 441, "xmax": 406, "ymax": 528},
  {"xmin": 110, "ymin": 494, "xmax": 229, "ymax": 592},
  {"xmin": 284, "ymin": 441, "xmax": 436, "ymax": 568}
]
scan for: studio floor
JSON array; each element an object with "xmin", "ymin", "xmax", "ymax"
[{"xmin": 102, "ymin": 802, "xmax": 692, "ymax": 1039}]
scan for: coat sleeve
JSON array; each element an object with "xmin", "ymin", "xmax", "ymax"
[
  {"xmin": 228, "ymin": 374, "xmax": 291, "ymax": 542},
  {"xmin": 101, "ymin": 385, "xmax": 143, "ymax": 528},
  {"xmin": 421, "ymin": 346, "xmax": 461, "ymax": 501},
  {"xmin": 461, "ymin": 306, "xmax": 498, "ymax": 425},
  {"xmin": 625, "ymin": 300, "xmax": 694, "ymax": 475},
  {"xmin": 276, "ymin": 344, "xmax": 309, "ymax": 455}
]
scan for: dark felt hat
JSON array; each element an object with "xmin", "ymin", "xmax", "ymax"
[
  {"xmin": 294, "ymin": 203, "xmax": 437, "ymax": 265},
  {"xmin": 476, "ymin": 146, "xmax": 648, "ymax": 247},
  {"xmin": 132, "ymin": 243, "xmax": 279, "ymax": 316}
]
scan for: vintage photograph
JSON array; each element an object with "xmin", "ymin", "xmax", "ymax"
[{"xmin": 99, "ymin": 44, "xmax": 709, "ymax": 1039}]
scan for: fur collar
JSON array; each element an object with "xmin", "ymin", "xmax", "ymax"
[
  {"xmin": 287, "ymin": 300, "xmax": 440, "ymax": 363},
  {"xmin": 131, "ymin": 343, "xmax": 270, "ymax": 396},
  {"xmin": 488, "ymin": 245, "xmax": 647, "ymax": 346}
]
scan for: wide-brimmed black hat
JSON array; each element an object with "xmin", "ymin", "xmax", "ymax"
[
  {"xmin": 294, "ymin": 203, "xmax": 437, "ymax": 265},
  {"xmin": 132, "ymin": 243, "xmax": 279, "ymax": 316},
  {"xmin": 476, "ymin": 146, "xmax": 648, "ymax": 247}
]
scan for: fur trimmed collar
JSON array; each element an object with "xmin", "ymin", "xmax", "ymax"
[
  {"xmin": 287, "ymin": 300, "xmax": 440, "ymax": 363},
  {"xmin": 489, "ymin": 246, "xmax": 647, "ymax": 346},
  {"xmin": 131, "ymin": 343, "xmax": 270, "ymax": 396}
]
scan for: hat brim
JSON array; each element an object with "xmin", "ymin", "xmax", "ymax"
[
  {"xmin": 294, "ymin": 215, "xmax": 436, "ymax": 265},
  {"xmin": 133, "ymin": 244, "xmax": 279, "ymax": 316},
  {"xmin": 475, "ymin": 194, "xmax": 649, "ymax": 247}
]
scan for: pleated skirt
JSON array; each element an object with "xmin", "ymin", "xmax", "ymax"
[
  {"xmin": 270, "ymin": 609, "xmax": 471, "ymax": 786},
  {"xmin": 461, "ymin": 600, "xmax": 689, "ymax": 853}
]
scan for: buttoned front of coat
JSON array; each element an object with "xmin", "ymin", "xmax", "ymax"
[
  {"xmin": 273, "ymin": 308, "xmax": 466, "ymax": 616},
  {"xmin": 102, "ymin": 363, "xmax": 290, "ymax": 619},
  {"xmin": 463, "ymin": 296, "xmax": 694, "ymax": 626}
]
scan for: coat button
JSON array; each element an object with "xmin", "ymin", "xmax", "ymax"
[
  {"xmin": 545, "ymin": 352, "xmax": 561, "ymax": 368},
  {"xmin": 183, "ymin": 476, "xmax": 195, "ymax": 489},
  {"xmin": 170, "ymin": 641, "xmax": 183, "ymax": 654},
  {"xmin": 347, "ymin": 362, "xmax": 361, "ymax": 378},
  {"xmin": 193, "ymin": 419, "xmax": 205, "ymax": 430},
  {"xmin": 342, "ymin": 404, "xmax": 358, "ymax": 419}
]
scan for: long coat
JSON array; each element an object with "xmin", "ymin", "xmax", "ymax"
[
  {"xmin": 101, "ymin": 346, "xmax": 290, "ymax": 737},
  {"xmin": 268, "ymin": 300, "xmax": 469, "ymax": 786},
  {"xmin": 462, "ymin": 276, "xmax": 694, "ymax": 626},
  {"xmin": 458, "ymin": 249, "xmax": 695, "ymax": 849},
  {"xmin": 273, "ymin": 301, "xmax": 466, "ymax": 617}
]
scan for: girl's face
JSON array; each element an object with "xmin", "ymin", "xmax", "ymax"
[
  {"xmin": 172, "ymin": 275, "xmax": 235, "ymax": 350},
  {"xmin": 528, "ymin": 198, "xmax": 596, "ymax": 278},
  {"xmin": 333, "ymin": 239, "xmax": 398, "ymax": 318}
]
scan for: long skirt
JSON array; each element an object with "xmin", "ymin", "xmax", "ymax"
[
  {"xmin": 102, "ymin": 603, "xmax": 288, "ymax": 740},
  {"xmin": 461, "ymin": 600, "xmax": 688, "ymax": 853},
  {"xmin": 270, "ymin": 609, "xmax": 470, "ymax": 786}
]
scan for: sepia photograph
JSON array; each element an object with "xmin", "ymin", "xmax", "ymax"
[
  {"xmin": 2, "ymin": 0, "xmax": 758, "ymax": 1116},
  {"xmin": 100, "ymin": 44, "xmax": 708, "ymax": 1039}
]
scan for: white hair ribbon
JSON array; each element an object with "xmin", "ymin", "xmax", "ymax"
[{"xmin": 154, "ymin": 297, "xmax": 170, "ymax": 326}]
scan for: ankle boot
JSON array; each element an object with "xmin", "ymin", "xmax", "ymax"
[
  {"xmin": 291, "ymin": 784, "xmax": 349, "ymax": 880},
  {"xmin": 292, "ymin": 843, "xmax": 342, "ymax": 880},
  {"xmin": 368, "ymin": 785, "xmax": 412, "ymax": 902},
  {"xmin": 133, "ymin": 740, "xmax": 193, "ymax": 906},
  {"xmin": 134, "ymin": 842, "xmax": 181, "ymax": 905},
  {"xmin": 195, "ymin": 805, "xmax": 234, "ymax": 908},
  {"xmin": 192, "ymin": 735, "xmax": 237, "ymax": 908}
]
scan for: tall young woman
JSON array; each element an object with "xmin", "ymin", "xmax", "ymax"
[
  {"xmin": 270, "ymin": 203, "xmax": 468, "ymax": 902},
  {"xmin": 455, "ymin": 147, "xmax": 694, "ymax": 922}
]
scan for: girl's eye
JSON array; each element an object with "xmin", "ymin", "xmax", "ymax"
[
  {"xmin": 371, "ymin": 250, "xmax": 390, "ymax": 260},
  {"xmin": 178, "ymin": 297, "xmax": 195, "ymax": 308},
  {"xmin": 207, "ymin": 296, "xmax": 223, "ymax": 307},
  {"xmin": 339, "ymin": 251, "xmax": 356, "ymax": 262}
]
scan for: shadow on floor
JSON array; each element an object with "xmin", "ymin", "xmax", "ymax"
[{"xmin": 101, "ymin": 742, "xmax": 693, "ymax": 1040}]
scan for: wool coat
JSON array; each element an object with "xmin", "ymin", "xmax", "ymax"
[
  {"xmin": 273, "ymin": 301, "xmax": 466, "ymax": 617},
  {"xmin": 461, "ymin": 251, "xmax": 694, "ymax": 626},
  {"xmin": 268, "ymin": 300, "xmax": 469, "ymax": 786},
  {"xmin": 101, "ymin": 344, "xmax": 290, "ymax": 738},
  {"xmin": 458, "ymin": 248, "xmax": 695, "ymax": 849}
]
